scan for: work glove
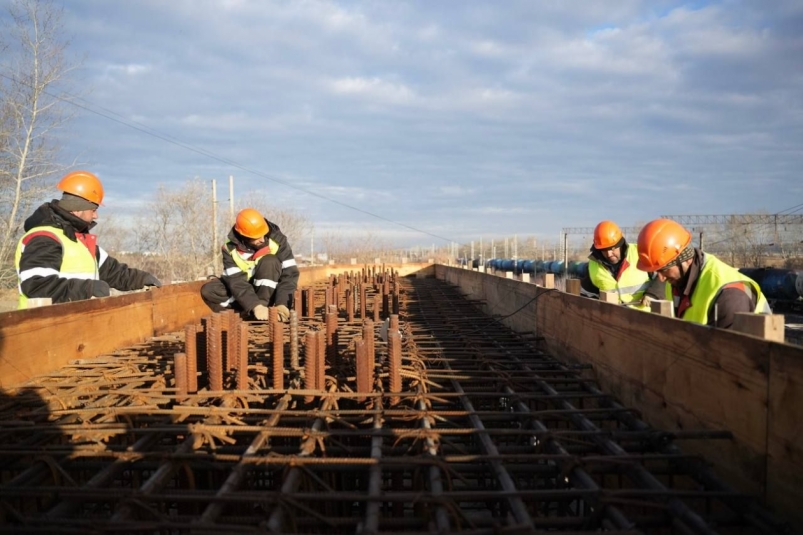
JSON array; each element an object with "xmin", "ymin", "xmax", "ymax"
[
  {"xmin": 143, "ymin": 274, "xmax": 162, "ymax": 287},
  {"xmin": 275, "ymin": 304, "xmax": 290, "ymax": 323},
  {"xmin": 252, "ymin": 304, "xmax": 269, "ymax": 321},
  {"xmin": 91, "ymin": 280, "xmax": 110, "ymax": 298}
]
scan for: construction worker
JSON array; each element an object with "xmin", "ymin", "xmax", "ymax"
[
  {"xmin": 581, "ymin": 220, "xmax": 664, "ymax": 309},
  {"xmin": 200, "ymin": 208, "xmax": 299, "ymax": 322},
  {"xmin": 636, "ymin": 219, "xmax": 770, "ymax": 328},
  {"xmin": 14, "ymin": 171, "xmax": 162, "ymax": 308}
]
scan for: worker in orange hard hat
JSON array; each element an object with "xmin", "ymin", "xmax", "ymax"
[
  {"xmin": 14, "ymin": 171, "xmax": 162, "ymax": 308},
  {"xmin": 636, "ymin": 219, "xmax": 770, "ymax": 328},
  {"xmin": 200, "ymin": 208, "xmax": 299, "ymax": 322},
  {"xmin": 580, "ymin": 220, "xmax": 664, "ymax": 309}
]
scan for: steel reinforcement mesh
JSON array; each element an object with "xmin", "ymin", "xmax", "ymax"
[{"xmin": 0, "ymin": 272, "xmax": 790, "ymax": 534}]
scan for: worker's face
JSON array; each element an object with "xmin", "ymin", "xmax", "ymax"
[
  {"xmin": 71, "ymin": 208, "xmax": 98, "ymax": 224},
  {"xmin": 655, "ymin": 259, "xmax": 689, "ymax": 286},
  {"xmin": 247, "ymin": 235, "xmax": 266, "ymax": 248},
  {"xmin": 600, "ymin": 246, "xmax": 622, "ymax": 264}
]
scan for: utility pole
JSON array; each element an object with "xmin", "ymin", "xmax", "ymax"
[
  {"xmin": 228, "ymin": 175, "xmax": 235, "ymax": 222},
  {"xmin": 563, "ymin": 232, "xmax": 568, "ymax": 275},
  {"xmin": 699, "ymin": 231, "xmax": 704, "ymax": 252},
  {"xmin": 212, "ymin": 179, "xmax": 219, "ymax": 274}
]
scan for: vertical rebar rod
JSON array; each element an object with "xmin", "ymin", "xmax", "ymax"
[
  {"xmin": 289, "ymin": 309, "xmax": 299, "ymax": 370},
  {"xmin": 387, "ymin": 331, "xmax": 402, "ymax": 406},
  {"xmin": 207, "ymin": 314, "xmax": 223, "ymax": 391},
  {"xmin": 272, "ymin": 321, "xmax": 284, "ymax": 390},
  {"xmin": 184, "ymin": 324, "xmax": 198, "ymax": 394},
  {"xmin": 174, "ymin": 353, "xmax": 187, "ymax": 401},
  {"xmin": 237, "ymin": 323, "xmax": 249, "ymax": 390},
  {"xmin": 304, "ymin": 331, "xmax": 317, "ymax": 403}
]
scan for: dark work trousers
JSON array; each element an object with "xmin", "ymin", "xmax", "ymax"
[{"xmin": 200, "ymin": 255, "xmax": 282, "ymax": 313}]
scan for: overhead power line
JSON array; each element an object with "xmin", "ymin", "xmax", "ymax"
[{"xmin": 0, "ymin": 71, "xmax": 454, "ymax": 244}]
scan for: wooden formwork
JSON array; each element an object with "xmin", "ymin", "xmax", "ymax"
[
  {"xmin": 0, "ymin": 263, "xmax": 435, "ymax": 388},
  {"xmin": 438, "ymin": 264, "xmax": 803, "ymax": 527}
]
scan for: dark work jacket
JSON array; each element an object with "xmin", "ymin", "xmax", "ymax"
[
  {"xmin": 17, "ymin": 202, "xmax": 155, "ymax": 303},
  {"xmin": 220, "ymin": 219, "xmax": 299, "ymax": 312}
]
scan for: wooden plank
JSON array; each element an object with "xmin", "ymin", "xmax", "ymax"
[
  {"xmin": 650, "ymin": 299, "xmax": 674, "ymax": 317},
  {"xmin": 767, "ymin": 346, "xmax": 803, "ymax": 526},
  {"xmin": 732, "ymin": 313, "xmax": 785, "ymax": 343},
  {"xmin": 151, "ymin": 281, "xmax": 207, "ymax": 335},
  {"xmin": 565, "ymin": 278, "xmax": 580, "ymax": 295},
  {"xmin": 599, "ymin": 290, "xmax": 619, "ymax": 304},
  {"xmin": 0, "ymin": 292, "xmax": 153, "ymax": 388},
  {"xmin": 438, "ymin": 265, "xmax": 803, "ymax": 525}
]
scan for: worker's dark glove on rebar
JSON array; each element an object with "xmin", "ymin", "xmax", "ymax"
[
  {"xmin": 91, "ymin": 280, "xmax": 111, "ymax": 298},
  {"xmin": 143, "ymin": 274, "xmax": 162, "ymax": 287},
  {"xmin": 276, "ymin": 305, "xmax": 290, "ymax": 323}
]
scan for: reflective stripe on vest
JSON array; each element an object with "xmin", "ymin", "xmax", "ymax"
[
  {"xmin": 14, "ymin": 226, "xmax": 99, "ymax": 309},
  {"xmin": 665, "ymin": 253, "xmax": 770, "ymax": 325},
  {"xmin": 225, "ymin": 238, "xmax": 280, "ymax": 280},
  {"xmin": 588, "ymin": 244, "xmax": 651, "ymax": 305}
]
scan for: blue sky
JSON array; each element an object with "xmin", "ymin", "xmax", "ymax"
[{"xmin": 4, "ymin": 0, "xmax": 803, "ymax": 247}]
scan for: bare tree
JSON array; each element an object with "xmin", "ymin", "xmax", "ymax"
[
  {"xmin": 0, "ymin": 0, "xmax": 79, "ymax": 287},
  {"xmin": 135, "ymin": 179, "xmax": 216, "ymax": 283}
]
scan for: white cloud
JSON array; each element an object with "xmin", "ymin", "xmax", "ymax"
[{"xmin": 329, "ymin": 76, "xmax": 415, "ymax": 104}]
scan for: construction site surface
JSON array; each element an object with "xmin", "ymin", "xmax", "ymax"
[{"xmin": 0, "ymin": 263, "xmax": 801, "ymax": 534}]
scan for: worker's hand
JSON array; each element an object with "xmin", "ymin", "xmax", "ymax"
[
  {"xmin": 91, "ymin": 280, "xmax": 110, "ymax": 298},
  {"xmin": 252, "ymin": 304, "xmax": 269, "ymax": 321},
  {"xmin": 275, "ymin": 304, "xmax": 290, "ymax": 323},
  {"xmin": 640, "ymin": 295, "xmax": 652, "ymax": 309},
  {"xmin": 143, "ymin": 274, "xmax": 162, "ymax": 288}
]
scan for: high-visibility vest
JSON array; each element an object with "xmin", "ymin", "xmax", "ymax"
[
  {"xmin": 588, "ymin": 243, "xmax": 651, "ymax": 308},
  {"xmin": 665, "ymin": 253, "xmax": 771, "ymax": 325},
  {"xmin": 15, "ymin": 226, "xmax": 99, "ymax": 309},
  {"xmin": 224, "ymin": 239, "xmax": 280, "ymax": 280}
]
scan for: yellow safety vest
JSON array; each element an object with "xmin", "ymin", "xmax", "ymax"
[
  {"xmin": 15, "ymin": 226, "xmax": 98, "ymax": 309},
  {"xmin": 588, "ymin": 243, "xmax": 651, "ymax": 309},
  {"xmin": 665, "ymin": 253, "xmax": 770, "ymax": 325},
  {"xmin": 225, "ymin": 238, "xmax": 280, "ymax": 279}
]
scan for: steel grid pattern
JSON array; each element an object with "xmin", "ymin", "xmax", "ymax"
[{"xmin": 0, "ymin": 273, "xmax": 788, "ymax": 534}]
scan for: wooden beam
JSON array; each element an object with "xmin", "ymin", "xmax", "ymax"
[
  {"xmin": 564, "ymin": 279, "xmax": 581, "ymax": 295},
  {"xmin": 732, "ymin": 313, "xmax": 785, "ymax": 343},
  {"xmin": 543, "ymin": 273, "xmax": 554, "ymax": 289},
  {"xmin": 650, "ymin": 299, "xmax": 675, "ymax": 318},
  {"xmin": 599, "ymin": 290, "xmax": 619, "ymax": 304}
]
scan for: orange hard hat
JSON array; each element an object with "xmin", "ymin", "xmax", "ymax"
[
  {"xmin": 57, "ymin": 170, "xmax": 104, "ymax": 205},
  {"xmin": 593, "ymin": 220, "xmax": 623, "ymax": 249},
  {"xmin": 234, "ymin": 208, "xmax": 268, "ymax": 239},
  {"xmin": 636, "ymin": 219, "xmax": 692, "ymax": 272}
]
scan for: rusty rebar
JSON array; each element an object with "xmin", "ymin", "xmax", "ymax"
[
  {"xmin": 355, "ymin": 339, "xmax": 369, "ymax": 402},
  {"xmin": 205, "ymin": 314, "xmax": 223, "ymax": 391},
  {"xmin": 237, "ymin": 323, "xmax": 249, "ymax": 390},
  {"xmin": 290, "ymin": 309, "xmax": 299, "ymax": 369},
  {"xmin": 174, "ymin": 352, "xmax": 187, "ymax": 401},
  {"xmin": 304, "ymin": 330, "xmax": 317, "ymax": 403},
  {"xmin": 272, "ymin": 321, "xmax": 284, "ymax": 390},
  {"xmin": 387, "ymin": 331, "xmax": 402, "ymax": 406},
  {"xmin": 184, "ymin": 324, "xmax": 198, "ymax": 394}
]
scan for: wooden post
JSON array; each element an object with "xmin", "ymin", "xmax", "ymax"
[
  {"xmin": 565, "ymin": 279, "xmax": 580, "ymax": 295},
  {"xmin": 543, "ymin": 273, "xmax": 555, "ymax": 289},
  {"xmin": 505, "ymin": 271, "xmax": 513, "ymax": 279},
  {"xmin": 599, "ymin": 290, "xmax": 619, "ymax": 304},
  {"xmin": 732, "ymin": 313, "xmax": 785, "ymax": 343},
  {"xmin": 521, "ymin": 273, "xmax": 530, "ymax": 283},
  {"xmin": 650, "ymin": 299, "xmax": 675, "ymax": 317}
]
